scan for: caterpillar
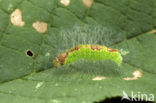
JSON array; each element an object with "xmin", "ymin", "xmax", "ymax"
[{"xmin": 54, "ymin": 45, "xmax": 122, "ymax": 67}]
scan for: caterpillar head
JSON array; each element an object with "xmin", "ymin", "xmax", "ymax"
[
  {"xmin": 54, "ymin": 57, "xmax": 61, "ymax": 67},
  {"xmin": 54, "ymin": 53, "xmax": 67, "ymax": 67}
]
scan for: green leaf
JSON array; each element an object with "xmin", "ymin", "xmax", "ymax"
[{"xmin": 0, "ymin": 0, "xmax": 156, "ymax": 102}]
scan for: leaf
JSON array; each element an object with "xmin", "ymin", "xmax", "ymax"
[{"xmin": 0, "ymin": 0, "xmax": 156, "ymax": 102}]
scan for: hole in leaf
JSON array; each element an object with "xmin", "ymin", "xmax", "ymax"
[
  {"xmin": 94, "ymin": 96, "xmax": 154, "ymax": 103},
  {"xmin": 26, "ymin": 50, "xmax": 34, "ymax": 57}
]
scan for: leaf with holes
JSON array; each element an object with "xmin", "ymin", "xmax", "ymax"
[{"xmin": 0, "ymin": 0, "xmax": 156, "ymax": 103}]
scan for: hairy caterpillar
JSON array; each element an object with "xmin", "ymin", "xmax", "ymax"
[{"xmin": 54, "ymin": 45, "xmax": 122, "ymax": 67}]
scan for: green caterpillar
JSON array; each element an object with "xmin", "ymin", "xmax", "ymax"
[{"xmin": 54, "ymin": 45, "xmax": 122, "ymax": 67}]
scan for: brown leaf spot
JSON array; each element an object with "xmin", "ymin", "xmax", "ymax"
[
  {"xmin": 123, "ymin": 77, "xmax": 138, "ymax": 80},
  {"xmin": 123, "ymin": 70, "xmax": 142, "ymax": 81},
  {"xmin": 92, "ymin": 76, "xmax": 107, "ymax": 81},
  {"xmin": 132, "ymin": 70, "xmax": 142, "ymax": 78},
  {"xmin": 10, "ymin": 8, "xmax": 25, "ymax": 26},
  {"xmin": 82, "ymin": 0, "xmax": 94, "ymax": 8},
  {"xmin": 60, "ymin": 0, "xmax": 70, "ymax": 6},
  {"xmin": 32, "ymin": 21, "xmax": 48, "ymax": 33},
  {"xmin": 148, "ymin": 29, "xmax": 156, "ymax": 34}
]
